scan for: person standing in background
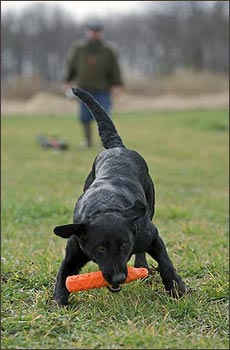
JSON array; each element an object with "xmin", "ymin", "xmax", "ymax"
[{"xmin": 63, "ymin": 21, "xmax": 122, "ymax": 148}]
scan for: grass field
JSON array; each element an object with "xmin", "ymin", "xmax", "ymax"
[{"xmin": 1, "ymin": 109, "xmax": 229, "ymax": 349}]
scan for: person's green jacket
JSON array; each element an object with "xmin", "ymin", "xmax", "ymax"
[{"xmin": 65, "ymin": 39, "xmax": 122, "ymax": 91}]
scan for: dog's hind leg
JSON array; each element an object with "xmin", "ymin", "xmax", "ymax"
[
  {"xmin": 53, "ymin": 235, "xmax": 90, "ymax": 306},
  {"xmin": 134, "ymin": 253, "xmax": 149, "ymax": 269},
  {"xmin": 147, "ymin": 223, "xmax": 186, "ymax": 298}
]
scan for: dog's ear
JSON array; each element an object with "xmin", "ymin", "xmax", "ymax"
[
  {"xmin": 123, "ymin": 199, "xmax": 146, "ymax": 221},
  {"xmin": 53, "ymin": 223, "xmax": 86, "ymax": 239}
]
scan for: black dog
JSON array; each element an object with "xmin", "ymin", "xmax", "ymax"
[{"xmin": 53, "ymin": 88, "xmax": 186, "ymax": 306}]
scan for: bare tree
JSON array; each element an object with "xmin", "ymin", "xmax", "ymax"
[{"xmin": 1, "ymin": 1, "xmax": 229, "ymax": 88}]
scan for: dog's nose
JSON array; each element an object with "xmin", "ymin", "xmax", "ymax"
[{"xmin": 111, "ymin": 273, "xmax": 126, "ymax": 285}]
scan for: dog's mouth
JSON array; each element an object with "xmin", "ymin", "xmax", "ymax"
[{"xmin": 108, "ymin": 285, "xmax": 122, "ymax": 293}]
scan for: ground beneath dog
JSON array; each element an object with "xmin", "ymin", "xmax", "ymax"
[{"xmin": 2, "ymin": 91, "xmax": 228, "ymax": 116}]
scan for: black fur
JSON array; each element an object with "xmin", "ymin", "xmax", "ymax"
[{"xmin": 53, "ymin": 88, "xmax": 186, "ymax": 306}]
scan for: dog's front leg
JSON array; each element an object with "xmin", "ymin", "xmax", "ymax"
[
  {"xmin": 147, "ymin": 224, "xmax": 186, "ymax": 298},
  {"xmin": 53, "ymin": 235, "xmax": 90, "ymax": 306},
  {"xmin": 134, "ymin": 253, "xmax": 149, "ymax": 269}
]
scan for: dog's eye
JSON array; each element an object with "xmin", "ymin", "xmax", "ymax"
[
  {"xmin": 120, "ymin": 243, "xmax": 127, "ymax": 249},
  {"xmin": 96, "ymin": 245, "xmax": 105, "ymax": 252}
]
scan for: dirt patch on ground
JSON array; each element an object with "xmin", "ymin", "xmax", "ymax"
[
  {"xmin": 1, "ymin": 91, "xmax": 228, "ymax": 116},
  {"xmin": 116, "ymin": 91, "xmax": 229, "ymax": 113}
]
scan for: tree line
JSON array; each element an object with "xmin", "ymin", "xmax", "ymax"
[{"xmin": 1, "ymin": 1, "xmax": 229, "ymax": 87}]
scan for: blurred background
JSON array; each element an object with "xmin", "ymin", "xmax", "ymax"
[{"xmin": 1, "ymin": 1, "xmax": 229, "ymax": 115}]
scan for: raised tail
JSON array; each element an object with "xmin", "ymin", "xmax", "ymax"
[{"xmin": 72, "ymin": 88, "xmax": 125, "ymax": 149}]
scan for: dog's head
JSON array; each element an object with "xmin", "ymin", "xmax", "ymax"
[{"xmin": 54, "ymin": 199, "xmax": 146, "ymax": 292}]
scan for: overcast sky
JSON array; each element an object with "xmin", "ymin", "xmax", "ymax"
[
  {"xmin": 2, "ymin": 1, "xmax": 220, "ymax": 22},
  {"xmin": 1, "ymin": 1, "xmax": 154, "ymax": 19}
]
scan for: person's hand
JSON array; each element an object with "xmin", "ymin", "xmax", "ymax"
[
  {"xmin": 62, "ymin": 83, "xmax": 76, "ymax": 100},
  {"xmin": 111, "ymin": 86, "xmax": 122, "ymax": 97},
  {"xmin": 62, "ymin": 82, "xmax": 72, "ymax": 92}
]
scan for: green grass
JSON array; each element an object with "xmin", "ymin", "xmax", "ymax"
[{"xmin": 1, "ymin": 110, "xmax": 229, "ymax": 349}]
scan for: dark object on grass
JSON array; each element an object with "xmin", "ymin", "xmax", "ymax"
[{"xmin": 37, "ymin": 134, "xmax": 69, "ymax": 150}]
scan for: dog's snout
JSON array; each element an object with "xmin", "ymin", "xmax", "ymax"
[{"xmin": 111, "ymin": 273, "xmax": 126, "ymax": 285}]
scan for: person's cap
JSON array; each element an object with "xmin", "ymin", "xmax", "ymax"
[{"xmin": 86, "ymin": 21, "xmax": 104, "ymax": 31}]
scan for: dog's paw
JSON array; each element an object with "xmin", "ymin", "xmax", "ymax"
[
  {"xmin": 167, "ymin": 280, "xmax": 187, "ymax": 299},
  {"xmin": 53, "ymin": 293, "xmax": 69, "ymax": 307},
  {"xmin": 53, "ymin": 298, "xmax": 69, "ymax": 307}
]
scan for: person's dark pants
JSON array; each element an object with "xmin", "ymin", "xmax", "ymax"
[{"xmin": 78, "ymin": 90, "xmax": 111, "ymax": 147}]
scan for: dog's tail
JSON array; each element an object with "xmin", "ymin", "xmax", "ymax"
[{"xmin": 72, "ymin": 88, "xmax": 125, "ymax": 149}]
